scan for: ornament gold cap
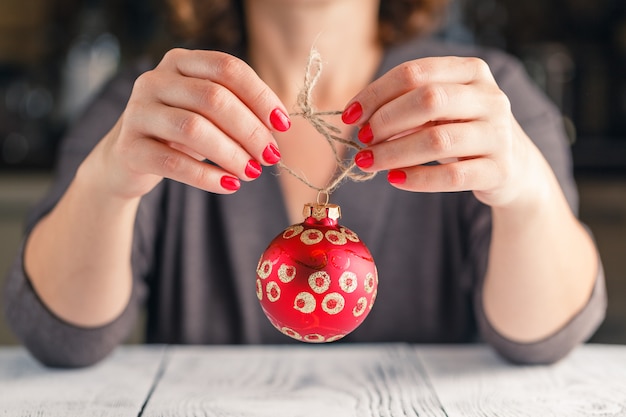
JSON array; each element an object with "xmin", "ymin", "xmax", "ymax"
[{"xmin": 303, "ymin": 203, "xmax": 341, "ymax": 221}]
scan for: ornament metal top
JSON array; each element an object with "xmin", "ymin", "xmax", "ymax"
[{"xmin": 256, "ymin": 202, "xmax": 378, "ymax": 343}]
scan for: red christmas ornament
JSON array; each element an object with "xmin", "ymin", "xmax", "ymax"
[{"xmin": 256, "ymin": 202, "xmax": 378, "ymax": 343}]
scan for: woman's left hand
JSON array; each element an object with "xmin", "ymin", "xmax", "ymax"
[{"xmin": 343, "ymin": 56, "xmax": 541, "ymax": 208}]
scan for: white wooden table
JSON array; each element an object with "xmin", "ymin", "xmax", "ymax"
[{"xmin": 1, "ymin": 343, "xmax": 625, "ymax": 416}]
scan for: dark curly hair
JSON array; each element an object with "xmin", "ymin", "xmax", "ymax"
[{"xmin": 165, "ymin": 0, "xmax": 450, "ymax": 50}]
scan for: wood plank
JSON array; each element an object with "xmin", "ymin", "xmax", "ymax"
[
  {"xmin": 417, "ymin": 344, "xmax": 626, "ymax": 417},
  {"xmin": 0, "ymin": 345, "xmax": 166, "ymax": 417},
  {"xmin": 142, "ymin": 344, "xmax": 446, "ymax": 417}
]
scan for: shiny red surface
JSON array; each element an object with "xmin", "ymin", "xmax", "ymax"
[{"xmin": 256, "ymin": 215, "xmax": 378, "ymax": 343}]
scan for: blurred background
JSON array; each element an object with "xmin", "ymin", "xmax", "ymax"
[{"xmin": 0, "ymin": 0, "xmax": 625, "ymax": 345}]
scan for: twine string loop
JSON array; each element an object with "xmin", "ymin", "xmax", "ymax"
[{"xmin": 278, "ymin": 48, "xmax": 376, "ymax": 197}]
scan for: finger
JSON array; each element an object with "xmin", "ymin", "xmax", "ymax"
[
  {"xmin": 147, "ymin": 75, "xmax": 280, "ymax": 167},
  {"xmin": 386, "ymin": 157, "xmax": 501, "ymax": 193},
  {"xmin": 343, "ymin": 56, "xmax": 496, "ymax": 125},
  {"xmin": 366, "ymin": 83, "xmax": 501, "ymax": 144},
  {"xmin": 354, "ymin": 121, "xmax": 495, "ymax": 172},
  {"xmin": 157, "ymin": 49, "xmax": 291, "ymax": 131},
  {"xmin": 128, "ymin": 103, "xmax": 264, "ymax": 181},
  {"xmin": 167, "ymin": 142, "xmax": 208, "ymax": 162},
  {"xmin": 133, "ymin": 136, "xmax": 242, "ymax": 194}
]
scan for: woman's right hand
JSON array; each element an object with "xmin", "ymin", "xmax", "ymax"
[{"xmin": 85, "ymin": 48, "xmax": 291, "ymax": 200}]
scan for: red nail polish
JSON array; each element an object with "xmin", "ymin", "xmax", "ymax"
[
  {"xmin": 387, "ymin": 170, "xmax": 407, "ymax": 184},
  {"xmin": 220, "ymin": 175, "xmax": 240, "ymax": 191},
  {"xmin": 262, "ymin": 143, "xmax": 281, "ymax": 164},
  {"xmin": 358, "ymin": 123, "xmax": 373, "ymax": 143},
  {"xmin": 245, "ymin": 159, "xmax": 262, "ymax": 179},
  {"xmin": 270, "ymin": 108, "xmax": 291, "ymax": 132},
  {"xmin": 342, "ymin": 102, "xmax": 362, "ymax": 124},
  {"xmin": 354, "ymin": 150, "xmax": 374, "ymax": 169}
]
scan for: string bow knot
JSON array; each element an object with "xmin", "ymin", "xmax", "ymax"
[{"xmin": 279, "ymin": 48, "xmax": 376, "ymax": 196}]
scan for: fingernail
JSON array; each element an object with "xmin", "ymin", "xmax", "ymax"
[
  {"xmin": 220, "ymin": 175, "xmax": 240, "ymax": 191},
  {"xmin": 262, "ymin": 143, "xmax": 281, "ymax": 164},
  {"xmin": 342, "ymin": 102, "xmax": 362, "ymax": 124},
  {"xmin": 357, "ymin": 123, "xmax": 374, "ymax": 143},
  {"xmin": 387, "ymin": 170, "xmax": 407, "ymax": 184},
  {"xmin": 245, "ymin": 159, "xmax": 262, "ymax": 179},
  {"xmin": 354, "ymin": 150, "xmax": 374, "ymax": 169},
  {"xmin": 270, "ymin": 108, "xmax": 291, "ymax": 132}
]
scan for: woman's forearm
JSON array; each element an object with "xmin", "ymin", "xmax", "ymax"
[
  {"xmin": 24, "ymin": 159, "xmax": 141, "ymax": 328},
  {"xmin": 482, "ymin": 153, "xmax": 598, "ymax": 343}
]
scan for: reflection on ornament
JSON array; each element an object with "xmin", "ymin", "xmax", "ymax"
[{"xmin": 256, "ymin": 202, "xmax": 378, "ymax": 342}]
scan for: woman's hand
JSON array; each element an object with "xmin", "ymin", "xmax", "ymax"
[
  {"xmin": 344, "ymin": 56, "xmax": 601, "ymax": 346},
  {"xmin": 343, "ymin": 56, "xmax": 542, "ymax": 209},
  {"xmin": 85, "ymin": 48, "xmax": 291, "ymax": 200}
]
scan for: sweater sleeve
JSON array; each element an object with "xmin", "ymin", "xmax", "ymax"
[
  {"xmin": 2, "ymin": 243, "xmax": 147, "ymax": 368},
  {"xmin": 476, "ymin": 250, "xmax": 607, "ymax": 365},
  {"xmin": 2, "ymin": 61, "xmax": 156, "ymax": 368},
  {"xmin": 472, "ymin": 50, "xmax": 607, "ymax": 364}
]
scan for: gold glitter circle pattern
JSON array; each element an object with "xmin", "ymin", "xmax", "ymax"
[
  {"xmin": 293, "ymin": 292, "xmax": 316, "ymax": 313},
  {"xmin": 304, "ymin": 334, "xmax": 325, "ymax": 343},
  {"xmin": 321, "ymin": 292, "xmax": 345, "ymax": 315},
  {"xmin": 282, "ymin": 225, "xmax": 304, "ymax": 239},
  {"xmin": 257, "ymin": 260, "xmax": 272, "ymax": 279},
  {"xmin": 326, "ymin": 334, "xmax": 345, "ymax": 342},
  {"xmin": 300, "ymin": 229, "xmax": 323, "ymax": 245},
  {"xmin": 370, "ymin": 289, "xmax": 378, "ymax": 309},
  {"xmin": 339, "ymin": 271, "xmax": 358, "ymax": 293},
  {"xmin": 340, "ymin": 227, "xmax": 360, "ymax": 242},
  {"xmin": 281, "ymin": 327, "xmax": 302, "ymax": 340},
  {"xmin": 325, "ymin": 230, "xmax": 347, "ymax": 245},
  {"xmin": 266, "ymin": 281, "xmax": 281, "ymax": 302},
  {"xmin": 353, "ymin": 296, "xmax": 367, "ymax": 317},
  {"xmin": 364, "ymin": 272, "xmax": 375, "ymax": 293},
  {"xmin": 256, "ymin": 279, "xmax": 263, "ymax": 300},
  {"xmin": 308, "ymin": 271, "xmax": 331, "ymax": 294},
  {"xmin": 278, "ymin": 264, "xmax": 297, "ymax": 283}
]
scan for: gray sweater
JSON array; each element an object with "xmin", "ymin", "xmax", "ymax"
[{"xmin": 3, "ymin": 37, "xmax": 606, "ymax": 368}]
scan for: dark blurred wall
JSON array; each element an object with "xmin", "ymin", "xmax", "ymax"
[
  {"xmin": 460, "ymin": 0, "xmax": 626, "ymax": 171},
  {"xmin": 0, "ymin": 0, "xmax": 163, "ymax": 171}
]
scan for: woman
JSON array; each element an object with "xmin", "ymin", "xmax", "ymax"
[{"xmin": 4, "ymin": 0, "xmax": 605, "ymax": 367}]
